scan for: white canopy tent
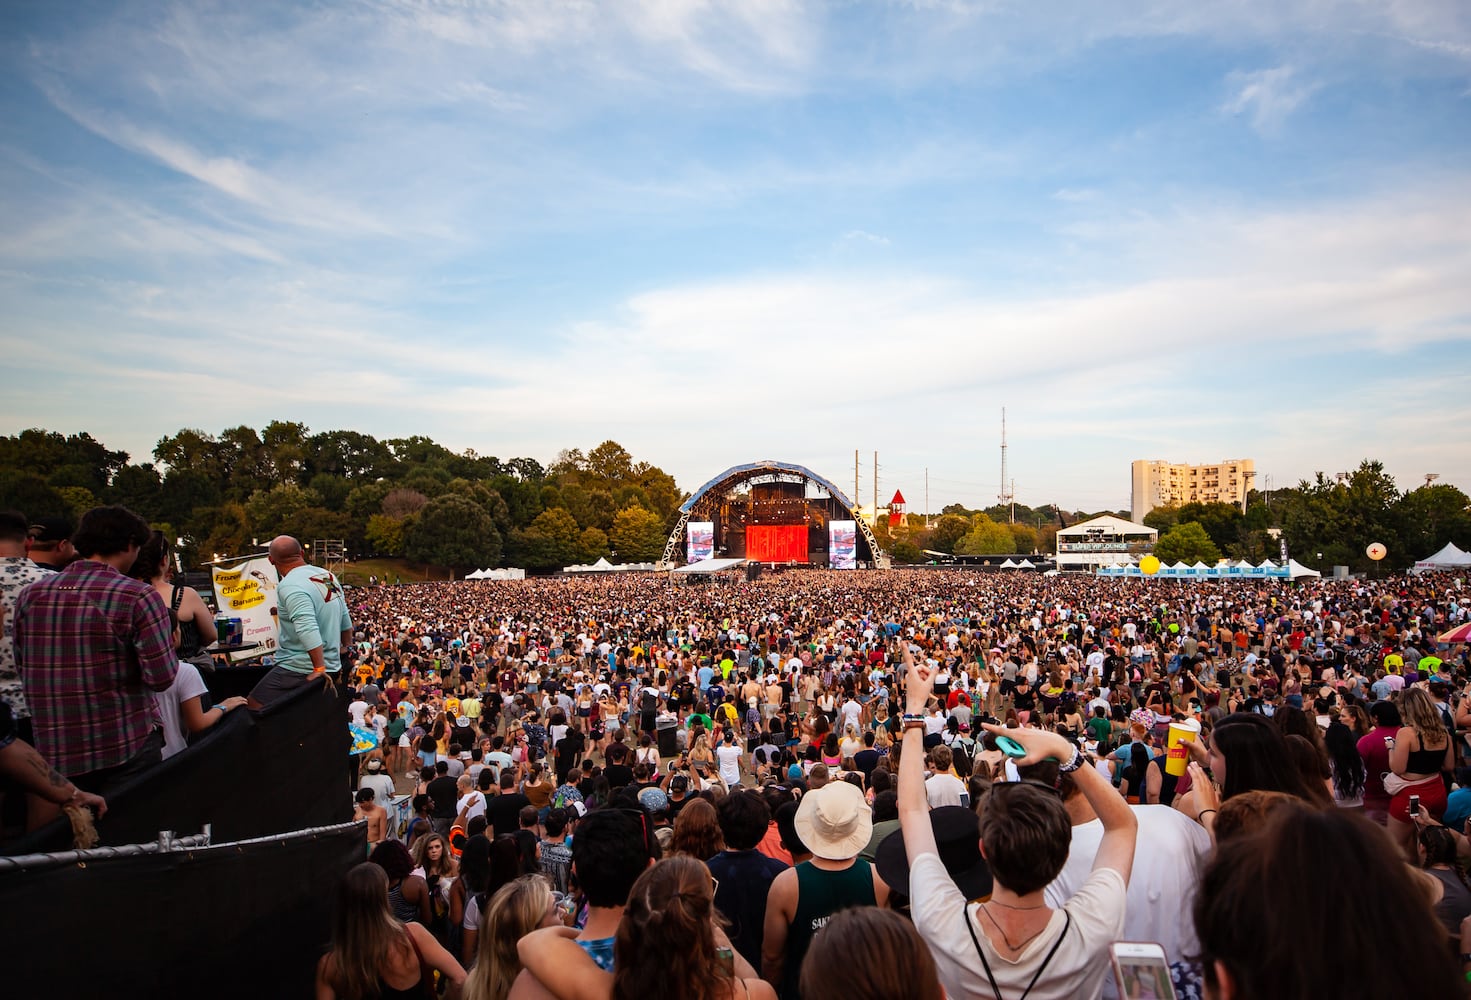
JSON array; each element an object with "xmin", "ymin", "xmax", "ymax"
[
  {"xmin": 1413, "ymin": 543, "xmax": 1471, "ymax": 574},
  {"xmin": 999, "ymin": 558, "xmax": 1019, "ymax": 569},
  {"xmin": 671, "ymin": 557, "xmax": 748, "ymax": 576},
  {"xmin": 1286, "ymin": 559, "xmax": 1321, "ymax": 579},
  {"xmin": 463, "ymin": 568, "xmax": 526, "ymax": 580}
]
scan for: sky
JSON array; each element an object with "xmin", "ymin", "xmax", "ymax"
[{"xmin": 2, "ymin": 0, "xmax": 1469, "ymax": 515}]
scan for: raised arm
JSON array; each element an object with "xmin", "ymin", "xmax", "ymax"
[
  {"xmin": 515, "ymin": 926, "xmax": 612, "ymax": 1000},
  {"xmin": 897, "ymin": 645, "xmax": 939, "ymax": 862},
  {"xmin": 980, "ymin": 722, "xmax": 1137, "ymax": 885}
]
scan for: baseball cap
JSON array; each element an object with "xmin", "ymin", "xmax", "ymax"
[{"xmin": 28, "ymin": 516, "xmax": 73, "ymax": 543}]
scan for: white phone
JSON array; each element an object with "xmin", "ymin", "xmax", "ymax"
[{"xmin": 1109, "ymin": 942, "xmax": 1176, "ymax": 1000}]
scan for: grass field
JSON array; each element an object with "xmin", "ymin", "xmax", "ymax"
[{"xmin": 337, "ymin": 557, "xmax": 457, "ymax": 587}]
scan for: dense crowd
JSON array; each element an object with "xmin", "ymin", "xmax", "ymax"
[
  {"xmin": 4, "ymin": 505, "xmax": 1471, "ymax": 999},
  {"xmin": 324, "ymin": 565, "xmax": 1471, "ymax": 999}
]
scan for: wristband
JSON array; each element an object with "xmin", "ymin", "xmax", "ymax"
[
  {"xmin": 903, "ymin": 720, "xmax": 926, "ymax": 732},
  {"xmin": 1057, "ymin": 745, "xmax": 1085, "ymax": 773},
  {"xmin": 901, "ymin": 713, "xmax": 925, "ymax": 722},
  {"xmin": 1197, "ymin": 809, "xmax": 1217, "ymax": 823}
]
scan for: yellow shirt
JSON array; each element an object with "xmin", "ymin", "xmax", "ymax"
[{"xmin": 445, "ymin": 697, "xmax": 461, "ymax": 715}]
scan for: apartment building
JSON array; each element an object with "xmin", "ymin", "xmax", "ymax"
[{"xmin": 1131, "ymin": 458, "xmax": 1255, "ymax": 523}]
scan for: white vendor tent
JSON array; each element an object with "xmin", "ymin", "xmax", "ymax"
[
  {"xmin": 1413, "ymin": 543, "xmax": 1471, "ymax": 574},
  {"xmin": 1286, "ymin": 559, "xmax": 1321, "ymax": 579},
  {"xmin": 463, "ymin": 568, "xmax": 526, "ymax": 580},
  {"xmin": 671, "ymin": 557, "xmax": 748, "ymax": 575}
]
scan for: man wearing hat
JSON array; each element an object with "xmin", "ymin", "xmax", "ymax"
[
  {"xmin": 358, "ymin": 756, "xmax": 396, "ymax": 807},
  {"xmin": 761, "ymin": 780, "xmax": 890, "ymax": 1000},
  {"xmin": 26, "ymin": 516, "xmax": 76, "ymax": 572}
]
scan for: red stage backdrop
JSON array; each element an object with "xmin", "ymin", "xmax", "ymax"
[{"xmin": 747, "ymin": 525, "xmax": 808, "ymax": 562}]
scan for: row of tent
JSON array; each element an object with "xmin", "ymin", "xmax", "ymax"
[
  {"xmin": 1097, "ymin": 558, "xmax": 1321, "ymax": 580},
  {"xmin": 462, "ymin": 568, "xmax": 526, "ymax": 580}
]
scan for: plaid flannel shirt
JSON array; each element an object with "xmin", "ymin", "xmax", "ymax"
[{"xmin": 13, "ymin": 559, "xmax": 176, "ymax": 775}]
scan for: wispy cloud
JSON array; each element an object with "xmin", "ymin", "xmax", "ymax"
[{"xmin": 1221, "ymin": 66, "xmax": 1318, "ymax": 134}]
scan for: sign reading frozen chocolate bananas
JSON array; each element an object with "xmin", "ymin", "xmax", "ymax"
[{"xmin": 211, "ymin": 557, "xmax": 280, "ymax": 662}]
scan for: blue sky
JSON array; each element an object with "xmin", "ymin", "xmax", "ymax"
[{"xmin": 2, "ymin": 0, "xmax": 1469, "ymax": 514}]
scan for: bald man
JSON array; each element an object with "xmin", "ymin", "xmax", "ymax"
[{"xmin": 248, "ymin": 536, "xmax": 354, "ymax": 708}]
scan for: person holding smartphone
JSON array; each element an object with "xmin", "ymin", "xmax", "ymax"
[{"xmin": 897, "ymin": 644, "xmax": 1137, "ymax": 1000}]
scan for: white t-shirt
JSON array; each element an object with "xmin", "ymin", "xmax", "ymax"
[
  {"xmin": 715, "ymin": 743, "xmax": 744, "ymax": 785},
  {"xmin": 911, "ymin": 853, "xmax": 1126, "ymax": 1000},
  {"xmin": 153, "ymin": 662, "xmax": 211, "ymax": 760},
  {"xmin": 1043, "ymin": 806, "xmax": 1209, "ymax": 996},
  {"xmin": 457, "ymin": 790, "xmax": 487, "ymax": 822},
  {"xmin": 925, "ymin": 772, "xmax": 968, "ymax": 809}
]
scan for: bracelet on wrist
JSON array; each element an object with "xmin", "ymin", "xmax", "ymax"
[
  {"xmin": 1197, "ymin": 808, "xmax": 1218, "ymax": 822},
  {"xmin": 903, "ymin": 720, "xmax": 926, "ymax": 732},
  {"xmin": 1057, "ymin": 745, "xmax": 1085, "ymax": 773}
]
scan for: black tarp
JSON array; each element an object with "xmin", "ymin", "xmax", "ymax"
[
  {"xmin": 4, "ymin": 821, "xmax": 364, "ymax": 999},
  {"xmin": 6, "ymin": 675, "xmax": 351, "ymax": 854}
]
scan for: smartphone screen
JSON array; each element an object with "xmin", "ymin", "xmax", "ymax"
[{"xmin": 1112, "ymin": 945, "xmax": 1176, "ymax": 1000}]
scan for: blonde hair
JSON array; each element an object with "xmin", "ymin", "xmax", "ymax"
[
  {"xmin": 462, "ymin": 875, "xmax": 554, "ymax": 1000},
  {"xmin": 1399, "ymin": 688, "xmax": 1448, "ymax": 750}
]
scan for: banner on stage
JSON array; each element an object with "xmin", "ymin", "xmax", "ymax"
[
  {"xmin": 830, "ymin": 521, "xmax": 857, "ymax": 570},
  {"xmin": 211, "ymin": 557, "xmax": 280, "ymax": 662},
  {"xmin": 687, "ymin": 521, "xmax": 715, "ymax": 563}
]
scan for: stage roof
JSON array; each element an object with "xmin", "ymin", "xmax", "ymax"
[{"xmin": 671, "ymin": 557, "xmax": 748, "ymax": 575}]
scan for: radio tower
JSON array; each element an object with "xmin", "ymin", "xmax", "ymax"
[{"xmin": 998, "ymin": 408, "xmax": 1016, "ymax": 523}]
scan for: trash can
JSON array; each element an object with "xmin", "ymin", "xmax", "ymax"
[{"xmin": 656, "ymin": 718, "xmax": 679, "ymax": 758}]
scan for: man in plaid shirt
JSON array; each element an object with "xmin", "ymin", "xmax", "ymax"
[{"xmin": 13, "ymin": 505, "xmax": 176, "ymax": 796}]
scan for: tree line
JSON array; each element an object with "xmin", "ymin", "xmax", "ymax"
[
  {"xmin": 1, "ymin": 431, "xmax": 1465, "ymax": 574},
  {"xmin": 0, "ymin": 427, "xmax": 681, "ymax": 573}
]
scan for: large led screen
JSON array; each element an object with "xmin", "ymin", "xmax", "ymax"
[
  {"xmin": 829, "ymin": 520, "xmax": 857, "ymax": 569},
  {"xmin": 686, "ymin": 521, "xmax": 715, "ymax": 563},
  {"xmin": 746, "ymin": 524, "xmax": 808, "ymax": 563}
]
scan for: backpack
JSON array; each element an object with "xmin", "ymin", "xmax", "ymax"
[{"xmin": 641, "ymin": 689, "xmax": 658, "ymax": 713}]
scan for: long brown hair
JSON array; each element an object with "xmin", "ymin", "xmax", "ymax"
[
  {"xmin": 671, "ymin": 798, "xmax": 724, "ymax": 861},
  {"xmin": 326, "ymin": 863, "xmax": 414, "ymax": 999},
  {"xmin": 1195, "ymin": 808, "xmax": 1459, "ymax": 997},
  {"xmin": 799, "ymin": 906, "xmax": 943, "ymax": 1000},
  {"xmin": 613, "ymin": 857, "xmax": 729, "ymax": 1000}
]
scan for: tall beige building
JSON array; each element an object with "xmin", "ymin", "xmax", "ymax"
[{"xmin": 1131, "ymin": 458, "xmax": 1255, "ymax": 523}]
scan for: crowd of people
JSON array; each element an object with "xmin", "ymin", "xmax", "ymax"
[
  {"xmin": 322, "ymin": 560, "xmax": 1471, "ymax": 998},
  {"xmin": 4, "ymin": 503, "xmax": 1471, "ymax": 998}
]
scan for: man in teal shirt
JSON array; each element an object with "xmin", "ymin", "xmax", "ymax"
[{"xmin": 248, "ymin": 535, "xmax": 353, "ymax": 708}]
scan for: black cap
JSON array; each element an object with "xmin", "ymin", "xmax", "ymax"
[
  {"xmin": 876, "ymin": 805, "xmax": 992, "ymax": 901},
  {"xmin": 28, "ymin": 516, "xmax": 73, "ymax": 543}
]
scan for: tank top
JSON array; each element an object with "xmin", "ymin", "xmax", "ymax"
[
  {"xmin": 1406, "ymin": 739, "xmax": 1446, "ymax": 774},
  {"xmin": 781, "ymin": 860, "xmax": 877, "ymax": 1000},
  {"xmin": 170, "ymin": 586, "xmax": 205, "ymax": 657},
  {"xmin": 387, "ymin": 880, "xmax": 419, "ymax": 924}
]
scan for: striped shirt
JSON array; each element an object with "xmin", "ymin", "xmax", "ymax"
[{"xmin": 13, "ymin": 559, "xmax": 176, "ymax": 775}]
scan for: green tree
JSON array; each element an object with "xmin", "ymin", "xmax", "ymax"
[
  {"xmin": 954, "ymin": 515, "xmax": 1017, "ymax": 555},
  {"xmin": 1142, "ymin": 505, "xmax": 1181, "ymax": 532},
  {"xmin": 107, "ymin": 464, "xmax": 165, "ymax": 521},
  {"xmin": 245, "ymin": 484, "xmax": 323, "ymax": 537},
  {"xmin": 513, "ymin": 507, "xmax": 581, "ymax": 570},
  {"xmin": 892, "ymin": 540, "xmax": 923, "ymax": 564},
  {"xmin": 1153, "ymin": 521, "xmax": 1222, "ymax": 564},
  {"xmin": 405, "ymin": 494, "xmax": 502, "ymax": 573},
  {"xmin": 0, "ymin": 470, "xmax": 67, "ymax": 519},
  {"xmin": 55, "ymin": 485, "xmax": 100, "ymax": 517},
  {"xmin": 608, "ymin": 505, "xmax": 667, "ymax": 562},
  {"xmin": 586, "ymin": 440, "xmax": 635, "ymax": 483},
  {"xmin": 925, "ymin": 514, "xmax": 969, "ymax": 554},
  {"xmin": 189, "ymin": 502, "xmax": 251, "ymax": 566},
  {"xmin": 1009, "ymin": 523, "xmax": 1038, "ymax": 554},
  {"xmin": 366, "ymin": 514, "xmax": 409, "ymax": 556},
  {"xmin": 579, "ymin": 526, "xmax": 611, "ymax": 563}
]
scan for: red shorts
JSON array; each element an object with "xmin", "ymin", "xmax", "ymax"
[{"xmin": 1389, "ymin": 777, "xmax": 1446, "ymax": 824}]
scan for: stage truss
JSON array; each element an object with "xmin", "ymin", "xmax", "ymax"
[{"xmin": 662, "ymin": 460, "xmax": 885, "ymax": 567}]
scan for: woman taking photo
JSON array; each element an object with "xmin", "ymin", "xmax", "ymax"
[{"xmin": 315, "ymin": 863, "xmax": 466, "ymax": 1000}]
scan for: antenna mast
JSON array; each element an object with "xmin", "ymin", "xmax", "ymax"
[{"xmin": 999, "ymin": 408, "xmax": 1016, "ymax": 523}]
